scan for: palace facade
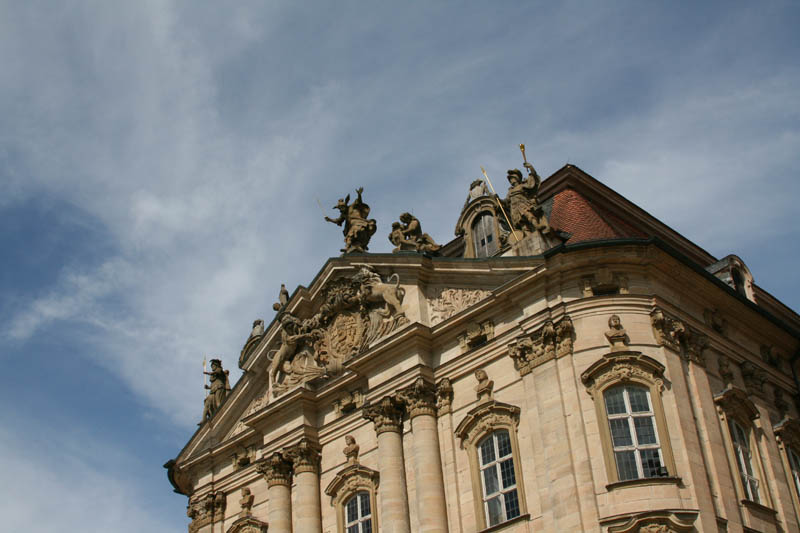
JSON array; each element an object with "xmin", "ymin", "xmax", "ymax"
[{"xmin": 165, "ymin": 163, "xmax": 800, "ymax": 533}]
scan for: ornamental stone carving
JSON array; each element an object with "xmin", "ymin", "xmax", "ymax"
[
  {"xmin": 703, "ymin": 307, "xmax": 726, "ymax": 334},
  {"xmin": 388, "ymin": 213, "xmax": 441, "ymax": 254},
  {"xmin": 227, "ymin": 516, "xmax": 269, "ymax": 533},
  {"xmin": 269, "ymin": 265, "xmax": 407, "ymax": 397},
  {"xmin": 454, "ymin": 399, "xmax": 521, "ymax": 449},
  {"xmin": 362, "ymin": 395, "xmax": 405, "ymax": 434},
  {"xmin": 581, "ymin": 351, "xmax": 666, "ymax": 399},
  {"xmin": 187, "ymin": 491, "xmax": 226, "ymax": 533},
  {"xmin": 740, "ymin": 360, "xmax": 766, "ymax": 394},
  {"xmin": 605, "ymin": 314, "xmax": 629, "ymax": 351},
  {"xmin": 257, "ymin": 452, "xmax": 293, "ymax": 487},
  {"xmin": 774, "ymin": 386, "xmax": 790, "ymax": 418},
  {"xmin": 761, "ymin": 344, "xmax": 781, "ymax": 369},
  {"xmin": 333, "ymin": 388, "xmax": 365, "ymax": 415},
  {"xmin": 718, "ymin": 355, "xmax": 735, "ymax": 387},
  {"xmin": 650, "ymin": 307, "xmax": 708, "ymax": 366},
  {"xmin": 343, "ymin": 435, "xmax": 360, "ymax": 464},
  {"xmin": 238, "ymin": 488, "xmax": 254, "ymax": 517},
  {"xmin": 457, "ymin": 320, "xmax": 494, "ymax": 352},
  {"xmin": 774, "ymin": 417, "xmax": 800, "ymax": 451},
  {"xmin": 474, "ymin": 369, "xmax": 494, "ymax": 403},
  {"xmin": 285, "ymin": 438, "xmax": 321, "ymax": 474},
  {"xmin": 397, "ymin": 377, "xmax": 437, "ymax": 418},
  {"xmin": 606, "ymin": 510, "xmax": 697, "ymax": 533},
  {"xmin": 713, "ymin": 386, "xmax": 759, "ymax": 421},
  {"xmin": 508, "ymin": 315, "xmax": 575, "ymax": 376},
  {"xmin": 201, "ymin": 359, "xmax": 231, "ymax": 423},
  {"xmin": 580, "ymin": 269, "xmax": 629, "ymax": 297},
  {"xmin": 428, "ymin": 287, "xmax": 492, "ymax": 325},
  {"xmin": 324, "ymin": 187, "xmax": 378, "ymax": 254},
  {"xmin": 436, "ymin": 378, "xmax": 454, "ymax": 414},
  {"xmin": 325, "ymin": 462, "xmax": 380, "ymax": 506}
]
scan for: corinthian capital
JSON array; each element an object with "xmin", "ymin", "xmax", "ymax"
[
  {"xmin": 285, "ymin": 438, "xmax": 321, "ymax": 474},
  {"xmin": 362, "ymin": 395, "xmax": 405, "ymax": 434},
  {"xmin": 397, "ymin": 377, "xmax": 437, "ymax": 418},
  {"xmin": 257, "ymin": 452, "xmax": 293, "ymax": 487}
]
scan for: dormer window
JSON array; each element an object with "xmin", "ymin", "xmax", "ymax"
[{"xmin": 472, "ymin": 212, "xmax": 498, "ymax": 258}]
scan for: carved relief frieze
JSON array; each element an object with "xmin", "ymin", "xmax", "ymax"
[
  {"xmin": 581, "ymin": 352, "xmax": 666, "ymax": 399},
  {"xmin": 269, "ymin": 265, "xmax": 407, "ymax": 397},
  {"xmin": 333, "ymin": 388, "xmax": 365, "ymax": 416},
  {"xmin": 428, "ymin": 287, "xmax": 492, "ymax": 325},
  {"xmin": 650, "ymin": 307, "xmax": 708, "ymax": 366},
  {"xmin": 458, "ymin": 320, "xmax": 494, "ymax": 353},
  {"xmin": 508, "ymin": 316, "xmax": 575, "ymax": 376}
]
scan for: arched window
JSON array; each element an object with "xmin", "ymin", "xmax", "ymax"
[
  {"xmin": 472, "ymin": 212, "xmax": 498, "ymax": 257},
  {"xmin": 729, "ymin": 418, "xmax": 760, "ymax": 502},
  {"xmin": 344, "ymin": 491, "xmax": 372, "ymax": 533},
  {"xmin": 477, "ymin": 430, "xmax": 521, "ymax": 527},
  {"xmin": 603, "ymin": 385, "xmax": 665, "ymax": 481}
]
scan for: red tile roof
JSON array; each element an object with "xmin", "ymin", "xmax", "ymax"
[{"xmin": 549, "ymin": 188, "xmax": 647, "ymax": 244}]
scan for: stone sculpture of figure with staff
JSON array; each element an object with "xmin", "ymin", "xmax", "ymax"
[
  {"xmin": 502, "ymin": 144, "xmax": 553, "ymax": 237},
  {"xmin": 201, "ymin": 358, "xmax": 230, "ymax": 423},
  {"xmin": 324, "ymin": 187, "xmax": 377, "ymax": 254}
]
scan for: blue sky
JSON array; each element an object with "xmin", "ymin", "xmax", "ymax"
[{"xmin": 1, "ymin": 1, "xmax": 798, "ymax": 530}]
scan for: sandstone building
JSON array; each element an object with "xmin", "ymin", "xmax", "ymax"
[{"xmin": 165, "ymin": 162, "xmax": 800, "ymax": 533}]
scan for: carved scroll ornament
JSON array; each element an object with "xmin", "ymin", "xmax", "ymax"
[
  {"xmin": 428, "ymin": 287, "xmax": 491, "ymax": 325},
  {"xmin": 581, "ymin": 352, "xmax": 666, "ymax": 399},
  {"xmin": 650, "ymin": 307, "xmax": 709, "ymax": 366},
  {"xmin": 508, "ymin": 316, "xmax": 574, "ymax": 376}
]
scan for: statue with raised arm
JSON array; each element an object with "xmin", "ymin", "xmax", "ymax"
[
  {"xmin": 504, "ymin": 162, "xmax": 552, "ymax": 236},
  {"xmin": 398, "ymin": 212, "xmax": 441, "ymax": 254},
  {"xmin": 201, "ymin": 359, "xmax": 231, "ymax": 422},
  {"xmin": 325, "ymin": 187, "xmax": 377, "ymax": 254}
]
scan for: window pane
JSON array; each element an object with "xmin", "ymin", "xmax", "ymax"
[
  {"xmin": 346, "ymin": 497, "xmax": 358, "ymax": 522},
  {"xmin": 633, "ymin": 416, "xmax": 657, "ymax": 445},
  {"xmin": 347, "ymin": 525, "xmax": 359, "ymax": 533},
  {"xmin": 486, "ymin": 496, "xmax": 503, "ymax": 527},
  {"xmin": 480, "ymin": 438, "xmax": 496, "ymax": 465},
  {"xmin": 504, "ymin": 490, "xmax": 520, "ymax": 520},
  {"xmin": 496, "ymin": 431, "xmax": 512, "ymax": 458},
  {"xmin": 359, "ymin": 492, "xmax": 370, "ymax": 517},
  {"xmin": 609, "ymin": 418, "xmax": 633, "ymax": 447},
  {"xmin": 640, "ymin": 448, "xmax": 663, "ymax": 477},
  {"xmin": 627, "ymin": 388, "xmax": 650, "ymax": 412},
  {"xmin": 500, "ymin": 458, "xmax": 516, "ymax": 488},
  {"xmin": 604, "ymin": 388, "xmax": 626, "ymax": 415},
  {"xmin": 362, "ymin": 519, "xmax": 373, "ymax": 533},
  {"xmin": 615, "ymin": 450, "xmax": 638, "ymax": 480},
  {"xmin": 483, "ymin": 465, "xmax": 500, "ymax": 495}
]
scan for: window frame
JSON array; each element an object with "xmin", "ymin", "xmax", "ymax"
[
  {"xmin": 773, "ymin": 417, "xmax": 800, "ymax": 523},
  {"xmin": 324, "ymin": 463, "xmax": 380, "ymax": 533},
  {"xmin": 343, "ymin": 490, "xmax": 373, "ymax": 533},
  {"xmin": 581, "ymin": 351, "xmax": 677, "ymax": 487},
  {"xmin": 455, "ymin": 399, "xmax": 528, "ymax": 530},
  {"xmin": 477, "ymin": 430, "xmax": 522, "ymax": 527},
  {"xmin": 714, "ymin": 385, "xmax": 772, "ymax": 508},
  {"xmin": 472, "ymin": 211, "xmax": 499, "ymax": 258}
]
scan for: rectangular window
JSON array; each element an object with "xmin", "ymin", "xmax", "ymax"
[
  {"xmin": 345, "ymin": 492, "xmax": 372, "ymax": 533},
  {"xmin": 604, "ymin": 386, "xmax": 665, "ymax": 481},
  {"xmin": 479, "ymin": 430, "xmax": 520, "ymax": 527},
  {"xmin": 729, "ymin": 419, "xmax": 760, "ymax": 502},
  {"xmin": 788, "ymin": 448, "xmax": 800, "ymax": 501}
]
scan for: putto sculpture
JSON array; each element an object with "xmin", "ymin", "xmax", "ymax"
[
  {"xmin": 388, "ymin": 212, "xmax": 441, "ymax": 254},
  {"xmin": 324, "ymin": 187, "xmax": 377, "ymax": 254},
  {"xmin": 201, "ymin": 359, "xmax": 231, "ymax": 423}
]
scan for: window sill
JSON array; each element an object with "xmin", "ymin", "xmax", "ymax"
[
  {"xmin": 479, "ymin": 513, "xmax": 530, "ymax": 533},
  {"xmin": 606, "ymin": 476, "xmax": 682, "ymax": 491},
  {"xmin": 741, "ymin": 499, "xmax": 777, "ymax": 515}
]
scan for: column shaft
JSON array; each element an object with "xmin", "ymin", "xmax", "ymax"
[
  {"xmin": 268, "ymin": 483, "xmax": 292, "ymax": 533},
  {"xmin": 410, "ymin": 413, "xmax": 449, "ymax": 532},
  {"xmin": 294, "ymin": 470, "xmax": 322, "ymax": 533},
  {"xmin": 377, "ymin": 429, "xmax": 412, "ymax": 533}
]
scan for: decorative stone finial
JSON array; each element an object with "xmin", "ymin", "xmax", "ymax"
[
  {"xmin": 201, "ymin": 359, "xmax": 231, "ymax": 424},
  {"xmin": 343, "ymin": 435, "xmax": 360, "ymax": 465},
  {"xmin": 605, "ymin": 315, "xmax": 629, "ymax": 351},
  {"xmin": 475, "ymin": 368, "xmax": 494, "ymax": 403},
  {"xmin": 324, "ymin": 186, "xmax": 377, "ymax": 254}
]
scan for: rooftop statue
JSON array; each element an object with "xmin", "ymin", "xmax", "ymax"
[
  {"xmin": 503, "ymin": 161, "xmax": 552, "ymax": 238},
  {"xmin": 201, "ymin": 358, "xmax": 230, "ymax": 423},
  {"xmin": 388, "ymin": 213, "xmax": 441, "ymax": 254},
  {"xmin": 324, "ymin": 187, "xmax": 377, "ymax": 254}
]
